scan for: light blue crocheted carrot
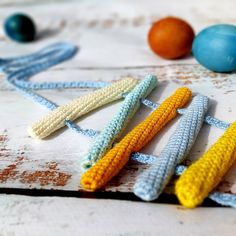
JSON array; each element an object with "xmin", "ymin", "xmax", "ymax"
[
  {"xmin": 81, "ymin": 74, "xmax": 158, "ymax": 170},
  {"xmin": 133, "ymin": 95, "xmax": 209, "ymax": 201}
]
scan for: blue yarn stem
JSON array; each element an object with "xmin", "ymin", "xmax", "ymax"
[
  {"xmin": 141, "ymin": 98, "xmax": 230, "ymax": 130},
  {"xmin": 3, "ymin": 42, "xmax": 107, "ymax": 138},
  {"xmin": 2, "ymin": 42, "xmax": 230, "ymax": 138}
]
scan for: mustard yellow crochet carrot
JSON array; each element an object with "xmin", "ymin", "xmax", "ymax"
[
  {"xmin": 176, "ymin": 121, "xmax": 236, "ymax": 208},
  {"xmin": 81, "ymin": 87, "xmax": 192, "ymax": 191}
]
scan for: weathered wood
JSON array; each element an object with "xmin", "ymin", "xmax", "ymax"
[
  {"xmin": 1, "ymin": 64, "xmax": 236, "ymax": 194},
  {"xmin": 1, "ymin": 1, "xmax": 236, "ymax": 235},
  {"xmin": 0, "ymin": 194, "xmax": 236, "ymax": 236},
  {"xmin": 0, "ymin": 0, "xmax": 236, "ymax": 196}
]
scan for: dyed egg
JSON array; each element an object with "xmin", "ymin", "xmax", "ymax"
[
  {"xmin": 193, "ymin": 24, "xmax": 236, "ymax": 72},
  {"xmin": 4, "ymin": 13, "xmax": 36, "ymax": 42},
  {"xmin": 148, "ymin": 17, "xmax": 195, "ymax": 59}
]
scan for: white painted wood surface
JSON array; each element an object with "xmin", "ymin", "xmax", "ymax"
[
  {"xmin": 0, "ymin": 0, "xmax": 236, "ymax": 235},
  {"xmin": 0, "ymin": 194, "xmax": 236, "ymax": 236}
]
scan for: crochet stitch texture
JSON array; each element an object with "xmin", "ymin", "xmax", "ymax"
[
  {"xmin": 28, "ymin": 77, "xmax": 138, "ymax": 139},
  {"xmin": 81, "ymin": 87, "xmax": 192, "ymax": 191},
  {"xmin": 3, "ymin": 42, "xmax": 236, "ymax": 207},
  {"xmin": 176, "ymin": 121, "xmax": 236, "ymax": 208},
  {"xmin": 133, "ymin": 95, "xmax": 209, "ymax": 201},
  {"xmin": 81, "ymin": 75, "xmax": 158, "ymax": 170}
]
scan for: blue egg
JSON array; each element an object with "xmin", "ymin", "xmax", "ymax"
[{"xmin": 192, "ymin": 24, "xmax": 236, "ymax": 73}]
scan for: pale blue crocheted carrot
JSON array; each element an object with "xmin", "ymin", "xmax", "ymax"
[
  {"xmin": 133, "ymin": 95, "xmax": 209, "ymax": 201},
  {"xmin": 81, "ymin": 74, "xmax": 158, "ymax": 170}
]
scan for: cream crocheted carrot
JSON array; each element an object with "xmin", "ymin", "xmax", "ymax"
[{"xmin": 28, "ymin": 77, "xmax": 137, "ymax": 139}]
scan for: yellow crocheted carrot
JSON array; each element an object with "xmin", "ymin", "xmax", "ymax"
[
  {"xmin": 81, "ymin": 87, "xmax": 192, "ymax": 191},
  {"xmin": 176, "ymin": 121, "xmax": 236, "ymax": 208}
]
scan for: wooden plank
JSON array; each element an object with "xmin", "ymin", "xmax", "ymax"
[
  {"xmin": 1, "ymin": 64, "xmax": 236, "ymax": 194},
  {"xmin": 0, "ymin": 0, "xmax": 236, "ymax": 196},
  {"xmin": 0, "ymin": 194, "xmax": 236, "ymax": 236}
]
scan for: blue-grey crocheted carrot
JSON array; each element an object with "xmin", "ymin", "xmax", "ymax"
[{"xmin": 133, "ymin": 95, "xmax": 209, "ymax": 201}]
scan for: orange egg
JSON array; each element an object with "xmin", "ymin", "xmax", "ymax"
[{"xmin": 148, "ymin": 17, "xmax": 195, "ymax": 59}]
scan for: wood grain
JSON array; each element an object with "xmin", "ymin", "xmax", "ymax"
[
  {"xmin": 1, "ymin": 64, "xmax": 236, "ymax": 195},
  {"xmin": 1, "ymin": 0, "xmax": 236, "ymax": 235},
  {"xmin": 0, "ymin": 194, "xmax": 236, "ymax": 236},
  {"xmin": 0, "ymin": 0, "xmax": 236, "ymax": 200}
]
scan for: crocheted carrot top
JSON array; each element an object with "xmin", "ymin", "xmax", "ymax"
[{"xmin": 81, "ymin": 87, "xmax": 192, "ymax": 191}]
